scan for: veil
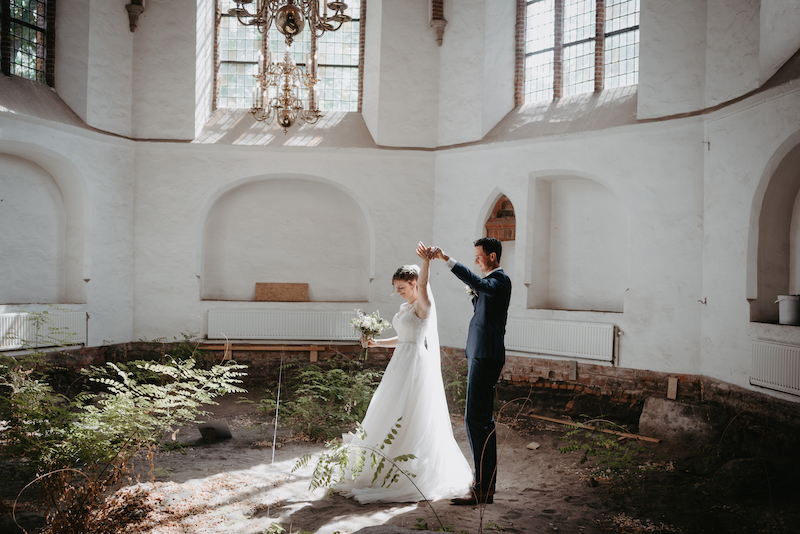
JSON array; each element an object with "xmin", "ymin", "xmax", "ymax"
[{"xmin": 425, "ymin": 281, "xmax": 441, "ymax": 368}]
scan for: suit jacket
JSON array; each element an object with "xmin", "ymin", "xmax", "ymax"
[{"xmin": 451, "ymin": 262, "xmax": 512, "ymax": 362}]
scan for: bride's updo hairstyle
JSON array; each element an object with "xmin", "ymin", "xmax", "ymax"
[{"xmin": 392, "ymin": 264, "xmax": 420, "ymax": 283}]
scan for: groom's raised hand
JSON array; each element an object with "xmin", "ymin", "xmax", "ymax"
[{"xmin": 428, "ymin": 246, "xmax": 446, "ymax": 261}]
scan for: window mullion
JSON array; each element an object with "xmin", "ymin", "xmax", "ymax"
[
  {"xmin": 45, "ymin": 0, "xmax": 55, "ymax": 86},
  {"xmin": 1, "ymin": 0, "xmax": 10, "ymax": 77},
  {"xmin": 310, "ymin": 31, "xmax": 317, "ymax": 110},
  {"xmin": 553, "ymin": 0, "xmax": 564, "ymax": 99},
  {"xmin": 594, "ymin": 0, "xmax": 604, "ymax": 92}
]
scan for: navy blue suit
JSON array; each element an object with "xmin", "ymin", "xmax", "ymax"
[{"xmin": 450, "ymin": 262, "xmax": 511, "ymax": 492}]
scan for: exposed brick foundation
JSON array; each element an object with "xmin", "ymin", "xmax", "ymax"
[{"xmin": 30, "ymin": 342, "xmax": 800, "ymax": 437}]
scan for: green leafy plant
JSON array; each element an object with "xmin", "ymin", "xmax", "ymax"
[
  {"xmin": 558, "ymin": 418, "xmax": 661, "ymax": 514},
  {"xmin": 294, "ymin": 418, "xmax": 416, "ymax": 493},
  {"xmin": 0, "ymin": 327, "xmax": 248, "ymax": 534},
  {"xmin": 440, "ymin": 350, "xmax": 468, "ymax": 412},
  {"xmin": 260, "ymin": 357, "xmax": 383, "ymax": 441},
  {"xmin": 294, "ymin": 417, "xmax": 452, "ymax": 531}
]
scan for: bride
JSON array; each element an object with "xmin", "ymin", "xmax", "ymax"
[{"xmin": 336, "ymin": 243, "xmax": 472, "ymax": 503}]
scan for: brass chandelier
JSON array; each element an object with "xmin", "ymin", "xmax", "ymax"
[{"xmin": 227, "ymin": 1, "xmax": 352, "ymax": 132}]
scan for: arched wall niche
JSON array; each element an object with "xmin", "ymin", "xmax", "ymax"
[
  {"xmin": 475, "ymin": 188, "xmax": 517, "ymax": 284},
  {"xmin": 0, "ymin": 142, "xmax": 89, "ymax": 305},
  {"xmin": 199, "ymin": 175, "xmax": 374, "ymax": 302},
  {"xmin": 747, "ymin": 133, "xmax": 800, "ymax": 323},
  {"xmin": 525, "ymin": 173, "xmax": 629, "ymax": 312}
]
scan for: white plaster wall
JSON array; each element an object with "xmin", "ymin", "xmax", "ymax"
[
  {"xmin": 131, "ymin": 144, "xmax": 435, "ymax": 341},
  {"xmin": 202, "ymin": 179, "xmax": 370, "ymax": 301},
  {"xmin": 195, "ymin": 0, "xmax": 216, "ymax": 139},
  {"xmin": 85, "ymin": 0, "xmax": 134, "ymax": 136},
  {"xmin": 637, "ymin": 0, "xmax": 707, "ymax": 118},
  {"xmin": 433, "ymin": 119, "xmax": 705, "ymax": 376},
  {"xmin": 361, "ymin": 0, "xmax": 383, "ymax": 140},
  {"xmin": 55, "ymin": 0, "xmax": 90, "ymax": 120},
  {"xmin": 702, "ymin": 81, "xmax": 800, "ymax": 395},
  {"xmin": 131, "ymin": 0, "xmax": 197, "ymax": 140},
  {"xmin": 759, "ymin": 0, "xmax": 800, "ymax": 84},
  {"xmin": 547, "ymin": 178, "xmax": 628, "ymax": 312},
  {"xmin": 436, "ymin": 0, "xmax": 483, "ymax": 146},
  {"xmin": 3, "ymin": 0, "xmax": 800, "ymax": 407},
  {"xmin": 0, "ymin": 115, "xmax": 136, "ymax": 346},
  {"xmin": 437, "ymin": 0, "xmax": 515, "ymax": 146},
  {"xmin": 705, "ymin": 0, "xmax": 761, "ymax": 108},
  {"xmin": 0, "ymin": 155, "xmax": 65, "ymax": 304},
  {"xmin": 481, "ymin": 0, "xmax": 515, "ymax": 138},
  {"xmin": 361, "ymin": 0, "xmax": 440, "ymax": 147}
]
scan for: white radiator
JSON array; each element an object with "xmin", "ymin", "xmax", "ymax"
[
  {"xmin": 506, "ymin": 318, "xmax": 615, "ymax": 362},
  {"xmin": 0, "ymin": 311, "xmax": 88, "ymax": 350},
  {"xmin": 208, "ymin": 310, "xmax": 359, "ymax": 341},
  {"xmin": 751, "ymin": 341, "xmax": 800, "ymax": 396}
]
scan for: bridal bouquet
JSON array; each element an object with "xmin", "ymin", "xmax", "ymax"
[{"xmin": 351, "ymin": 309, "xmax": 391, "ymax": 357}]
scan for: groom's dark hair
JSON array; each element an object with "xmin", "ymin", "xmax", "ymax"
[{"xmin": 474, "ymin": 237, "xmax": 502, "ymax": 261}]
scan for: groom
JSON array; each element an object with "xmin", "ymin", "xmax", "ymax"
[{"xmin": 428, "ymin": 237, "xmax": 512, "ymax": 505}]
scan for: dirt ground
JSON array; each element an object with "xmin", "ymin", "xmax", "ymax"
[{"xmin": 3, "ymin": 389, "xmax": 799, "ymax": 534}]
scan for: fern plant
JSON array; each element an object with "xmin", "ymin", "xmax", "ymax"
[
  {"xmin": 0, "ymin": 326, "xmax": 249, "ymax": 534},
  {"xmin": 294, "ymin": 417, "xmax": 417, "ymax": 494}
]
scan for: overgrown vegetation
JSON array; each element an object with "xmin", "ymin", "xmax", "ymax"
[
  {"xmin": 0, "ymin": 311, "xmax": 247, "ymax": 533},
  {"xmin": 558, "ymin": 418, "xmax": 667, "ymax": 515},
  {"xmin": 441, "ymin": 350, "xmax": 469, "ymax": 412},
  {"xmin": 258, "ymin": 356, "xmax": 383, "ymax": 441}
]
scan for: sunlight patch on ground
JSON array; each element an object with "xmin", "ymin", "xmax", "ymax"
[
  {"xmin": 315, "ymin": 505, "xmax": 420, "ymax": 534},
  {"xmin": 126, "ymin": 449, "xmax": 422, "ymax": 533}
]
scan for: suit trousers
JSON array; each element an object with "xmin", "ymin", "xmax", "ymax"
[{"xmin": 464, "ymin": 356, "xmax": 505, "ymax": 492}]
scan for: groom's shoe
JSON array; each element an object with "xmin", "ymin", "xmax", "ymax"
[{"xmin": 450, "ymin": 486, "xmax": 494, "ymax": 506}]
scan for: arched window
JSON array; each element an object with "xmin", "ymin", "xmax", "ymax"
[
  {"xmin": 485, "ymin": 195, "xmax": 516, "ymax": 242},
  {"xmin": 0, "ymin": 0, "xmax": 55, "ymax": 86},
  {"xmin": 518, "ymin": 0, "xmax": 638, "ymax": 105},
  {"xmin": 215, "ymin": 0, "xmax": 364, "ymax": 112}
]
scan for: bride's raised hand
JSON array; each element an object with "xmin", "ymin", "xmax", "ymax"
[{"xmin": 416, "ymin": 241, "xmax": 431, "ymax": 263}]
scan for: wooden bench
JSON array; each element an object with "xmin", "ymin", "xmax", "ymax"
[{"xmin": 202, "ymin": 343, "xmax": 327, "ymax": 362}]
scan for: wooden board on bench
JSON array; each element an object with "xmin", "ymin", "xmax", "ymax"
[
  {"xmin": 255, "ymin": 283, "xmax": 308, "ymax": 302},
  {"xmin": 204, "ymin": 343, "xmax": 326, "ymax": 362}
]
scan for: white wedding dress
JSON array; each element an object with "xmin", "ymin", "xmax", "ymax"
[{"xmin": 336, "ymin": 298, "xmax": 472, "ymax": 503}]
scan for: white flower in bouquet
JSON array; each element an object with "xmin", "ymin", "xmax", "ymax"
[
  {"xmin": 351, "ymin": 309, "xmax": 391, "ymax": 344},
  {"xmin": 465, "ymin": 285, "xmax": 478, "ymax": 299}
]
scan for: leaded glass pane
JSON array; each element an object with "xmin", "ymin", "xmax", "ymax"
[
  {"xmin": 524, "ymin": 51, "xmax": 554, "ymax": 103},
  {"xmin": 563, "ymin": 40, "xmax": 595, "ymax": 96},
  {"xmin": 218, "ymin": 62, "xmax": 259, "ymax": 109},
  {"xmin": 9, "ymin": 0, "xmax": 48, "ymax": 83},
  {"xmin": 218, "ymin": 3, "xmax": 360, "ymax": 111},
  {"xmin": 564, "ymin": 0, "xmax": 595, "ymax": 45},
  {"xmin": 525, "ymin": 0, "xmax": 554, "ymax": 55},
  {"xmin": 605, "ymin": 0, "xmax": 639, "ymax": 34},
  {"xmin": 317, "ymin": 66, "xmax": 358, "ymax": 112},
  {"xmin": 604, "ymin": 29, "xmax": 639, "ymax": 88}
]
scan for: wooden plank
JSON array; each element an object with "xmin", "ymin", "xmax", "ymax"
[
  {"xmin": 202, "ymin": 345, "xmax": 325, "ymax": 351},
  {"xmin": 667, "ymin": 377, "xmax": 678, "ymax": 400},
  {"xmin": 203, "ymin": 344, "xmax": 327, "ymax": 363},
  {"xmin": 529, "ymin": 414, "xmax": 660, "ymax": 443},
  {"xmin": 255, "ymin": 283, "xmax": 308, "ymax": 302}
]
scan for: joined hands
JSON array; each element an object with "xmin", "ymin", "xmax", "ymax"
[{"xmin": 416, "ymin": 242, "xmax": 446, "ymax": 261}]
